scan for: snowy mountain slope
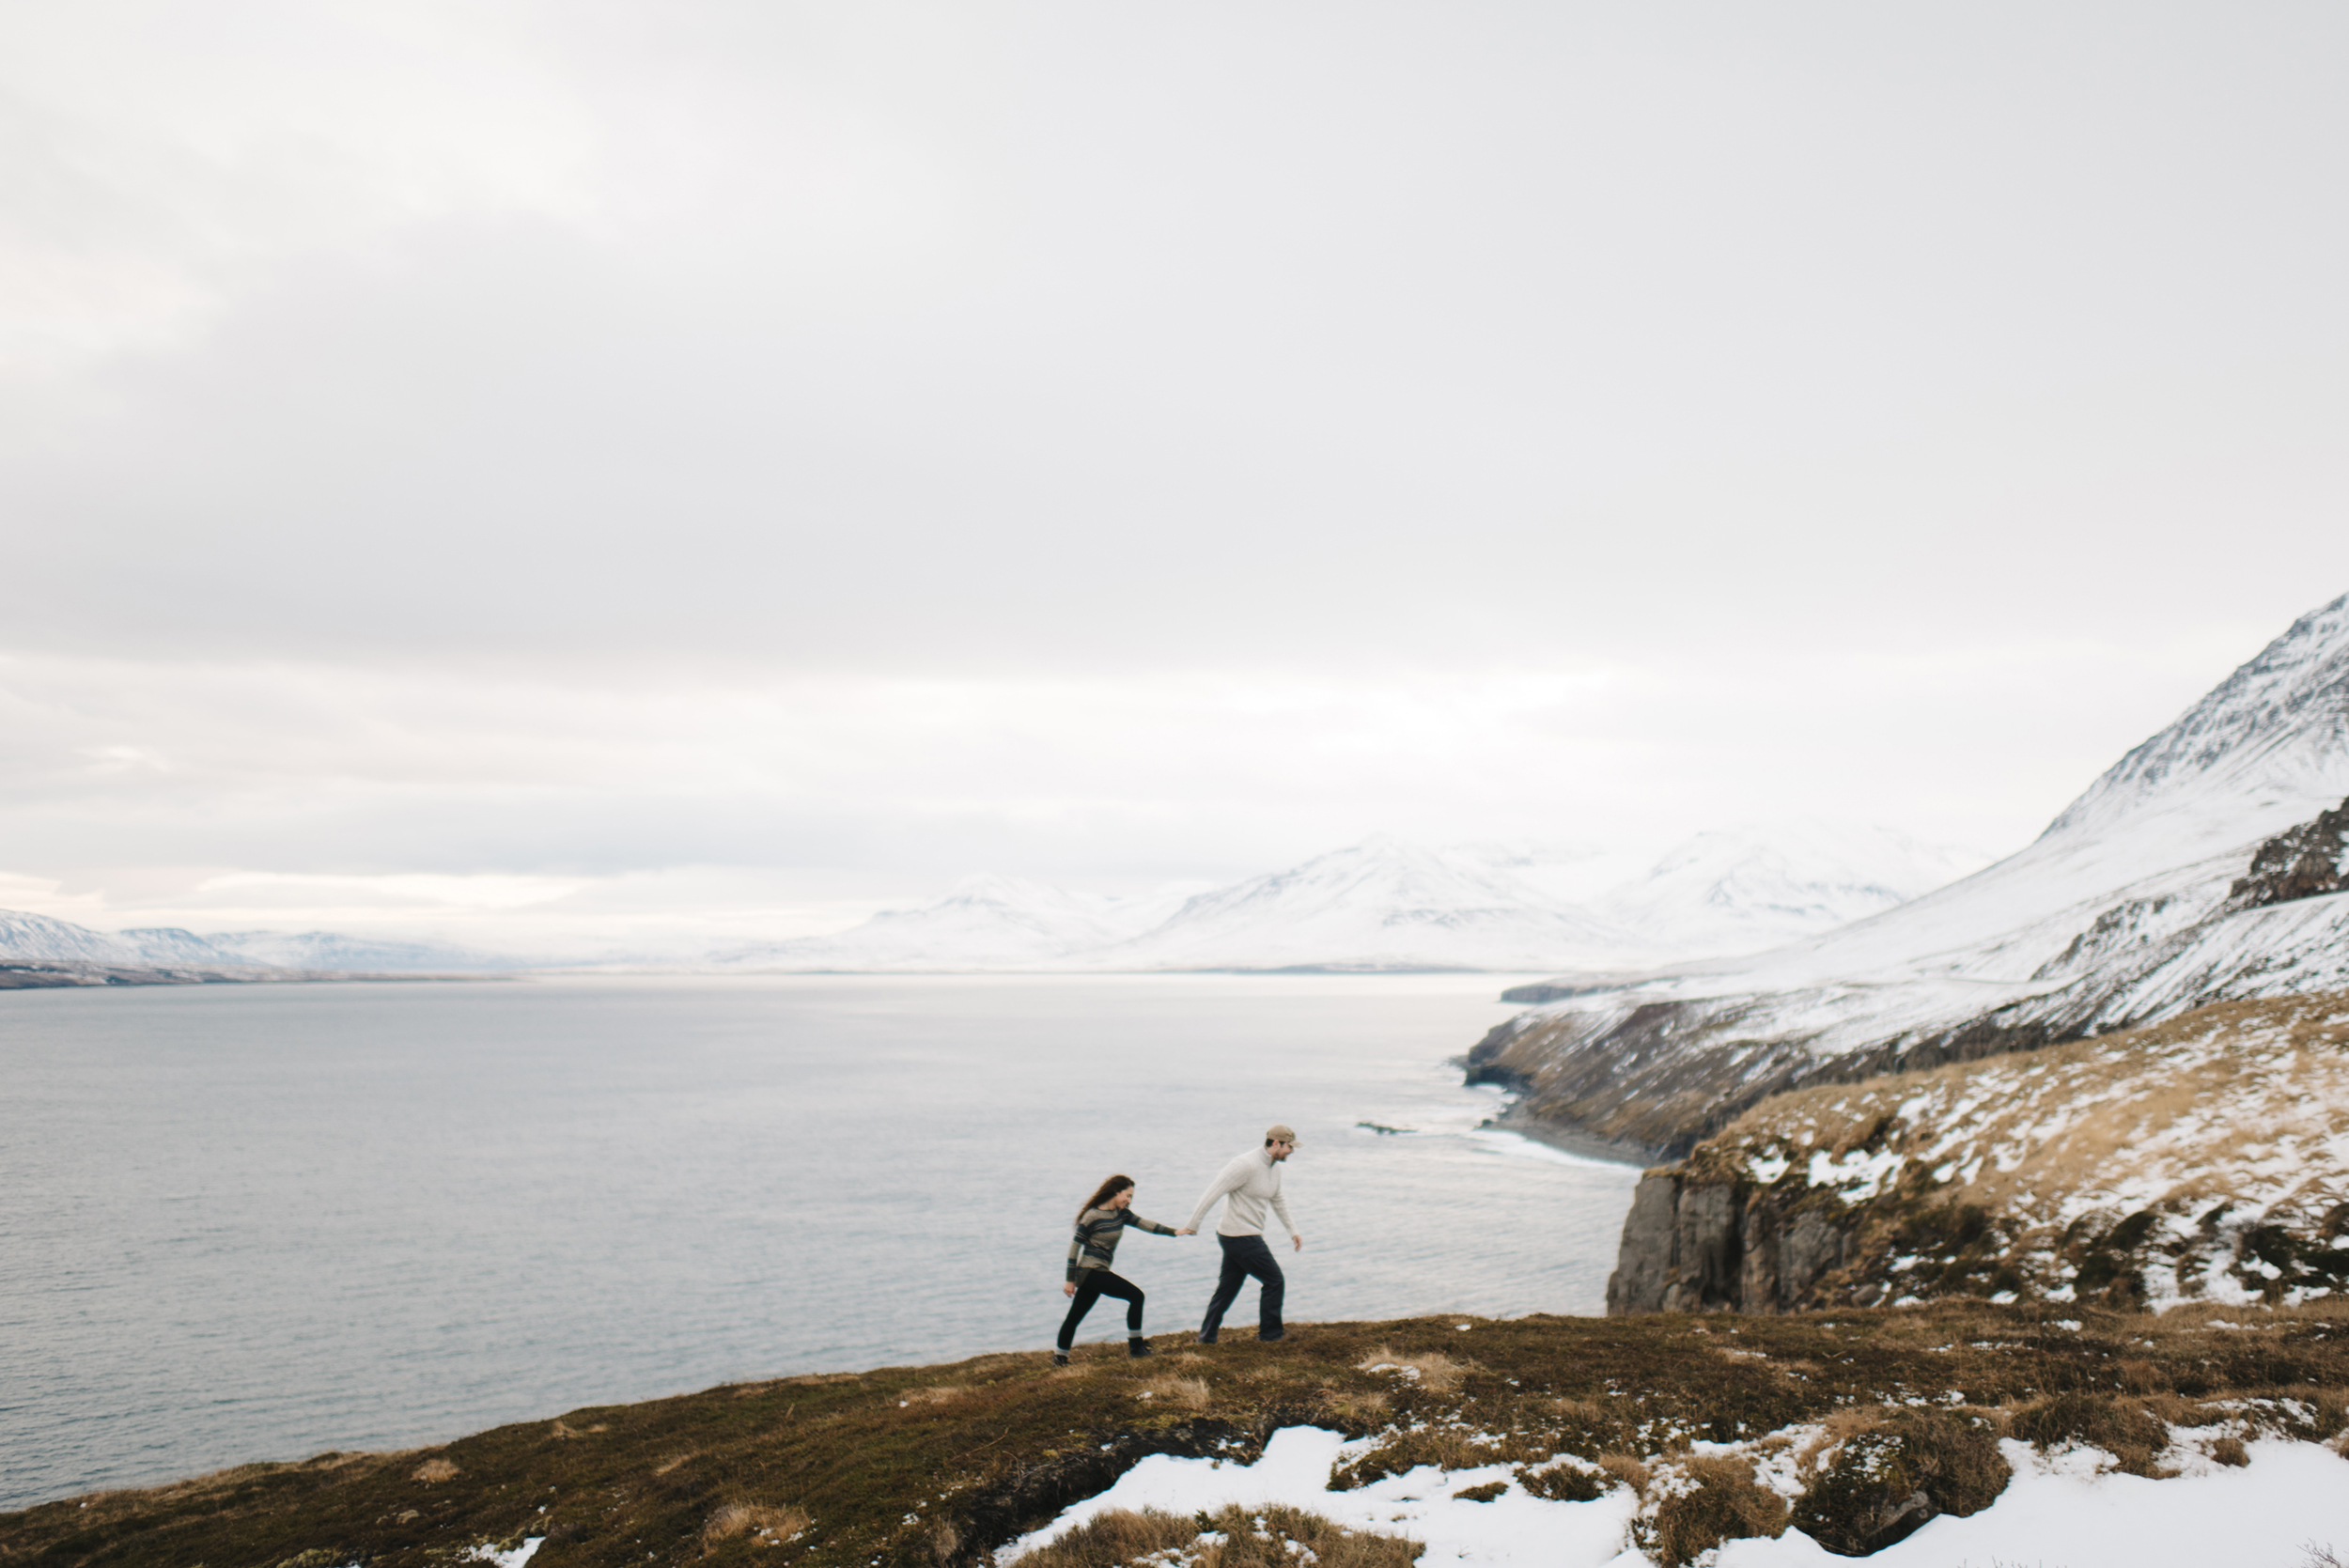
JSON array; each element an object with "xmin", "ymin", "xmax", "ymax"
[
  {"xmin": 710, "ymin": 829, "xmax": 1986, "ymax": 975},
  {"xmin": 1594, "ymin": 825, "xmax": 1986, "ymax": 956},
  {"xmin": 1476, "ymin": 591, "xmax": 2349, "ymax": 1157},
  {"xmin": 709, "ymin": 876, "xmax": 1202, "ymax": 971},
  {"xmin": 117, "ymin": 927, "xmax": 256, "ymax": 966},
  {"xmin": 1078, "ymin": 837, "xmax": 1647, "ymax": 972},
  {"xmin": 1461, "ymin": 827, "xmax": 1984, "ymax": 957},
  {"xmin": 0, "ymin": 910, "xmax": 149, "ymax": 965},
  {"xmin": 198, "ymin": 930, "xmax": 527, "ymax": 971}
]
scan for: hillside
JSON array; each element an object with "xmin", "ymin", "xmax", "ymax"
[
  {"xmin": 1607, "ymin": 990, "xmax": 2349, "ymax": 1318},
  {"xmin": 1472, "ymin": 591, "xmax": 2349, "ymax": 1157},
  {"xmin": 4, "ymin": 1305, "xmax": 2344, "ymax": 1568}
]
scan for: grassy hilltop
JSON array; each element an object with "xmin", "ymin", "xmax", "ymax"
[{"xmin": 6, "ymin": 1302, "xmax": 2347, "ymax": 1568}]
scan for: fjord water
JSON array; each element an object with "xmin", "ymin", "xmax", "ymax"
[{"xmin": 0, "ymin": 974, "xmax": 1639, "ymax": 1509}]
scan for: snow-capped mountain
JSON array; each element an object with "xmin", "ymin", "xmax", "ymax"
[
  {"xmin": 0, "ymin": 910, "xmax": 151, "ymax": 966},
  {"xmin": 117, "ymin": 927, "xmax": 255, "ymax": 966},
  {"xmin": 195, "ymin": 930, "xmax": 526, "ymax": 971},
  {"xmin": 708, "ymin": 876, "xmax": 1203, "ymax": 972},
  {"xmin": 1081, "ymin": 837, "xmax": 1647, "ymax": 972},
  {"xmin": 711, "ymin": 829, "xmax": 1989, "ymax": 975},
  {"xmin": 1463, "ymin": 828, "xmax": 1989, "ymax": 958},
  {"xmin": 1474, "ymin": 591, "xmax": 2349, "ymax": 1157},
  {"xmin": 0, "ymin": 914, "xmax": 531, "ymax": 974}
]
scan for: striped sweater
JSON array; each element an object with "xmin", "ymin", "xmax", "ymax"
[{"xmin": 1066, "ymin": 1205, "xmax": 1176, "ymax": 1282}]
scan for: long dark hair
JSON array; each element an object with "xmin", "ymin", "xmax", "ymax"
[{"xmin": 1076, "ymin": 1173, "xmax": 1135, "ymax": 1224}]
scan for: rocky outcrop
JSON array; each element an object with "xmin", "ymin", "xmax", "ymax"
[
  {"xmin": 2222, "ymin": 796, "xmax": 2349, "ymax": 913},
  {"xmin": 1605, "ymin": 1169, "xmax": 1854, "ymax": 1314},
  {"xmin": 1606, "ymin": 992, "xmax": 2349, "ymax": 1315}
]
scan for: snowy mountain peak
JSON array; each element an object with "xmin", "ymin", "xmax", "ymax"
[
  {"xmin": 2047, "ymin": 590, "xmax": 2349, "ymax": 840},
  {"xmin": 0, "ymin": 910, "xmax": 146, "ymax": 966}
]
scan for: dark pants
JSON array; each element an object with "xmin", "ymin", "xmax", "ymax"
[
  {"xmin": 1201, "ymin": 1233, "xmax": 1284, "ymax": 1340},
  {"xmin": 1058, "ymin": 1268, "xmax": 1145, "ymax": 1350}
]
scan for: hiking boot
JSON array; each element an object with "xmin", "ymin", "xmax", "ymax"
[
  {"xmin": 1257, "ymin": 1329, "xmax": 1288, "ymax": 1343},
  {"xmin": 1128, "ymin": 1338, "xmax": 1154, "ymax": 1358},
  {"xmin": 1051, "ymin": 1351, "xmax": 1069, "ymax": 1367},
  {"xmin": 1194, "ymin": 1329, "xmax": 1218, "ymax": 1345}
]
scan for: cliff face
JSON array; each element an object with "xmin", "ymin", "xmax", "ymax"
[
  {"xmin": 1605, "ymin": 1168, "xmax": 1854, "ymax": 1313},
  {"xmin": 1605, "ymin": 991, "xmax": 2349, "ymax": 1315}
]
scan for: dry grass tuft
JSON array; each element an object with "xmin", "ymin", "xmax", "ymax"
[
  {"xmin": 1354, "ymin": 1347, "xmax": 1470, "ymax": 1393},
  {"xmin": 409, "ymin": 1458, "xmax": 459, "ymax": 1483},
  {"xmin": 1320, "ymin": 1387, "xmax": 1390, "ymax": 1424},
  {"xmin": 1142, "ymin": 1375, "xmax": 1212, "ymax": 1410},
  {"xmin": 1647, "ymin": 1456, "xmax": 1787, "ymax": 1568},
  {"xmin": 1330, "ymin": 1427, "xmax": 1505, "ymax": 1491},
  {"xmin": 2010, "ymin": 1391, "xmax": 2170, "ymax": 1476},
  {"xmin": 654, "ymin": 1452, "xmax": 696, "ymax": 1477},
  {"xmin": 1596, "ymin": 1453, "xmax": 1651, "ymax": 1498},
  {"xmin": 1550, "ymin": 1397, "xmax": 1604, "ymax": 1423},
  {"xmin": 903, "ymin": 1384, "xmax": 973, "ymax": 1406},
  {"xmin": 1008, "ymin": 1504, "xmax": 1421, "ymax": 1568},
  {"xmin": 701, "ymin": 1501, "xmax": 810, "ymax": 1553}
]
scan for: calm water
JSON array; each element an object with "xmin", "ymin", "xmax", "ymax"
[{"xmin": 0, "ymin": 974, "xmax": 1640, "ymax": 1509}]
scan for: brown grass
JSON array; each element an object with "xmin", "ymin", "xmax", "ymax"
[
  {"xmin": 653, "ymin": 1452, "xmax": 696, "ymax": 1477},
  {"xmin": 1646, "ymin": 1456, "xmax": 1788, "ymax": 1568},
  {"xmin": 1354, "ymin": 1348, "xmax": 1469, "ymax": 1393},
  {"xmin": 1596, "ymin": 1452, "xmax": 1651, "ymax": 1498},
  {"xmin": 700, "ymin": 1501, "xmax": 809, "ymax": 1553},
  {"xmin": 903, "ymin": 1384, "xmax": 973, "ymax": 1406},
  {"xmin": 408, "ymin": 1458, "xmax": 458, "ymax": 1483},
  {"xmin": 1007, "ymin": 1504, "xmax": 1421, "ymax": 1568},
  {"xmin": 1138, "ymin": 1375, "xmax": 1211, "ymax": 1410},
  {"xmin": 1329, "ymin": 1427, "xmax": 1505, "ymax": 1491}
]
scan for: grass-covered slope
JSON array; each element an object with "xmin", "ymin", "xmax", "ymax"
[
  {"xmin": 6, "ymin": 1304, "xmax": 2347, "ymax": 1568},
  {"xmin": 1652, "ymin": 990, "xmax": 2349, "ymax": 1312}
]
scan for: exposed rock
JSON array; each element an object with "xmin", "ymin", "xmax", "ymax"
[
  {"xmin": 1605, "ymin": 1170, "xmax": 1853, "ymax": 1314},
  {"xmin": 1606, "ymin": 991, "xmax": 2349, "ymax": 1315},
  {"xmin": 2222, "ymin": 796, "xmax": 2349, "ymax": 913}
]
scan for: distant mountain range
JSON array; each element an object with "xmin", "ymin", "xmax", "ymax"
[
  {"xmin": 3, "ymin": 817, "xmax": 1988, "ymax": 983},
  {"xmin": 706, "ymin": 827, "xmax": 1987, "ymax": 974},
  {"xmin": 0, "ymin": 912, "xmax": 527, "ymax": 977},
  {"xmin": 1472, "ymin": 589, "xmax": 2349, "ymax": 1157}
]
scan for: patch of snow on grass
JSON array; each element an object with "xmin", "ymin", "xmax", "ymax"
[{"xmin": 997, "ymin": 1427, "xmax": 2349, "ymax": 1568}]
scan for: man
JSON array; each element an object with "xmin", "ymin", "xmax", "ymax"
[{"xmin": 1183, "ymin": 1124, "xmax": 1303, "ymax": 1344}]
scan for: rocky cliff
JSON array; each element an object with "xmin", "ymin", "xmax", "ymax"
[{"xmin": 1604, "ymin": 990, "xmax": 2349, "ymax": 1315}]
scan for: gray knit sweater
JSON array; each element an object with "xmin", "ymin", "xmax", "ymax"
[{"xmin": 1066, "ymin": 1205, "xmax": 1176, "ymax": 1283}]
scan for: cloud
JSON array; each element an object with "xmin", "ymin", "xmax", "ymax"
[{"xmin": 4, "ymin": 3, "xmax": 2349, "ymax": 944}]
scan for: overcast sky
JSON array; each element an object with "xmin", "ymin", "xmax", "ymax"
[{"xmin": 5, "ymin": 1, "xmax": 2347, "ymax": 953}]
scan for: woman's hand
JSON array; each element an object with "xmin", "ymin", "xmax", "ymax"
[
  {"xmin": 1063, "ymin": 1282, "xmax": 1076, "ymax": 1296},
  {"xmin": 1176, "ymin": 1227, "xmax": 1195, "ymax": 1235}
]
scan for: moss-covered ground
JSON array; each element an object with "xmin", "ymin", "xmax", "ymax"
[{"xmin": 6, "ymin": 1302, "xmax": 2346, "ymax": 1568}]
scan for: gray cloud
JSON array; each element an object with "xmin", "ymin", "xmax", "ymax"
[{"xmin": 5, "ymin": 1, "xmax": 2348, "ymax": 938}]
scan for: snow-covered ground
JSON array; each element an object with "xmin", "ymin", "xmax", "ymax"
[{"xmin": 998, "ymin": 1423, "xmax": 2349, "ymax": 1568}]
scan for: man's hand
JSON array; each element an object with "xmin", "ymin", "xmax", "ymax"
[
  {"xmin": 1292, "ymin": 1234, "xmax": 1305, "ymax": 1252},
  {"xmin": 1176, "ymin": 1227, "xmax": 1195, "ymax": 1235},
  {"xmin": 1063, "ymin": 1282, "xmax": 1076, "ymax": 1296}
]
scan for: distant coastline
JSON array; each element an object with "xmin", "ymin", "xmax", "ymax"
[{"xmin": 0, "ymin": 961, "xmax": 506, "ymax": 991}]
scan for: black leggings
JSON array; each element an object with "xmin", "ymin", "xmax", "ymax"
[{"xmin": 1057, "ymin": 1269, "xmax": 1145, "ymax": 1350}]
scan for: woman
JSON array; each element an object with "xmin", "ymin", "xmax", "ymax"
[{"xmin": 1056, "ymin": 1174, "xmax": 1191, "ymax": 1365}]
